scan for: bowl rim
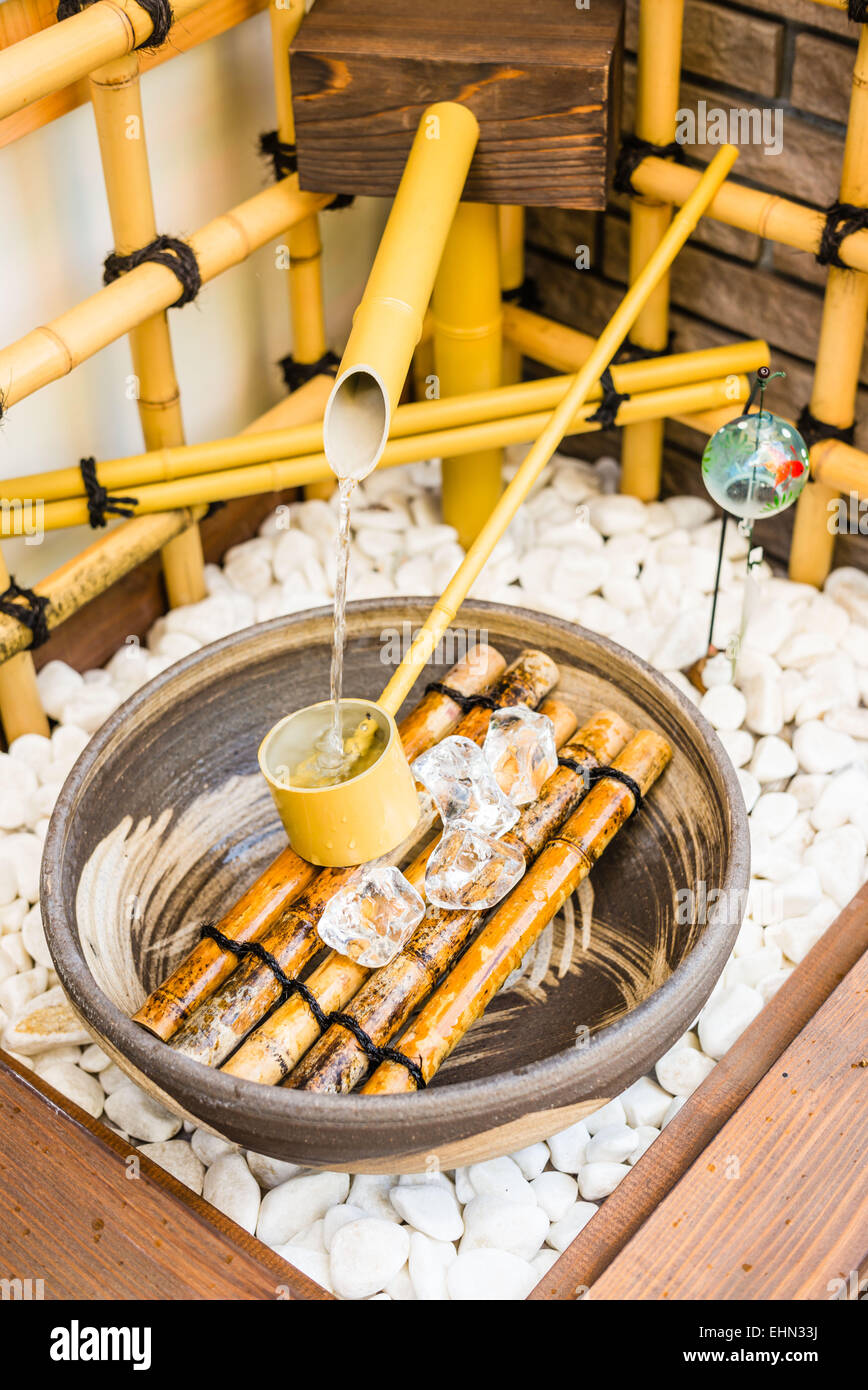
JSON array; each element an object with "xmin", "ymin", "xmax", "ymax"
[{"xmin": 41, "ymin": 598, "xmax": 750, "ymax": 1143}]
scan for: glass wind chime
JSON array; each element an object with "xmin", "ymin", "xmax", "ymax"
[{"xmin": 701, "ymin": 366, "xmax": 809, "ymax": 665}]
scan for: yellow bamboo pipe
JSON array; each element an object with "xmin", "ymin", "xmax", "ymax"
[
  {"xmin": 89, "ymin": 50, "xmax": 205, "ymax": 608},
  {"xmin": 810, "ymin": 437, "xmax": 868, "ymax": 496},
  {"xmin": 0, "ymin": 0, "xmax": 211, "ymax": 122},
  {"xmin": 630, "ymin": 157, "xmax": 868, "ymax": 276},
  {"xmin": 434, "ymin": 202, "xmax": 504, "ymax": 546},
  {"xmin": 376, "ymin": 146, "xmax": 739, "ymax": 718},
  {"xmin": 0, "ymin": 547, "xmax": 49, "ymax": 740},
  {"xmin": 269, "ymin": 0, "xmax": 334, "ymax": 504},
  {"xmin": 322, "ymin": 102, "xmax": 479, "ymax": 481},
  {"xmin": 498, "ymin": 205, "xmax": 526, "ymax": 386},
  {"xmin": 19, "ymin": 374, "xmax": 748, "ymax": 535},
  {"xmin": 620, "ymin": 0, "xmax": 685, "ymax": 502},
  {"xmin": 0, "ymin": 177, "xmax": 332, "ymax": 411},
  {"xmin": 791, "ymin": 25, "xmax": 868, "ymax": 586},
  {"xmin": 2, "ymin": 341, "xmax": 767, "ymax": 505}
]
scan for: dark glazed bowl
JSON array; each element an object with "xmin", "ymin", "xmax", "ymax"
[{"xmin": 41, "ymin": 599, "xmax": 749, "ymax": 1172}]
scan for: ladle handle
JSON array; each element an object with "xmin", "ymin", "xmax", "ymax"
[{"xmin": 378, "ymin": 143, "xmax": 740, "ymax": 718}]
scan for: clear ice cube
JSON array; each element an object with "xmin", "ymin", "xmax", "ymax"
[
  {"xmin": 412, "ymin": 735, "xmax": 520, "ymax": 836},
  {"xmin": 317, "ymin": 865, "xmax": 425, "ymax": 967},
  {"xmin": 482, "ymin": 705, "xmax": 558, "ymax": 806},
  {"xmin": 425, "ymin": 826, "xmax": 526, "ymax": 911}
]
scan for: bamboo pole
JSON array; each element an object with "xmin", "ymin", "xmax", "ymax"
[
  {"xmin": 268, "ymin": 0, "xmax": 334, "ymax": 504},
  {"xmin": 89, "ymin": 50, "xmax": 205, "ymax": 608},
  {"xmin": 498, "ymin": 205, "xmax": 526, "ymax": 386},
  {"xmin": 0, "ymin": 0, "xmax": 210, "ymax": 122},
  {"xmin": 132, "ymin": 643, "xmax": 506, "ymax": 1041},
  {"xmin": 17, "ymin": 374, "xmax": 751, "ymax": 535},
  {"xmin": 790, "ymin": 25, "xmax": 868, "ymax": 586},
  {"xmin": 375, "ymin": 145, "xmax": 740, "ymax": 720},
  {"xmin": 619, "ymin": 0, "xmax": 685, "ymax": 502},
  {"xmin": 0, "ymin": 547, "xmax": 49, "ymax": 740},
  {"xmin": 433, "ymin": 202, "xmax": 504, "ymax": 545},
  {"xmin": 273, "ymin": 712, "xmax": 634, "ymax": 1094},
  {"xmin": 0, "ymin": 176, "xmax": 332, "ymax": 410},
  {"xmin": 364, "ymin": 729, "xmax": 672, "ymax": 1094},
  {"xmin": 169, "ymin": 651, "xmax": 560, "ymax": 1066},
  {"xmin": 1, "ymin": 340, "xmax": 767, "ymax": 504}
]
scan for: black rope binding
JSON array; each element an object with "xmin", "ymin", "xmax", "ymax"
[
  {"xmin": 57, "ymin": 0, "xmax": 173, "ymax": 49},
  {"xmin": 615, "ymin": 332, "xmax": 676, "ymax": 364},
  {"xmin": 848, "ymin": 2, "xmax": 868, "ymax": 23},
  {"xmin": 0, "ymin": 579, "xmax": 50, "ymax": 649},
  {"xmin": 588, "ymin": 367, "xmax": 630, "ymax": 429},
  {"xmin": 279, "ymin": 349, "xmax": 341, "ymax": 394},
  {"xmin": 613, "ymin": 134, "xmax": 687, "ymax": 198},
  {"xmin": 557, "ymin": 757, "xmax": 644, "ymax": 818},
  {"xmin": 79, "ymin": 457, "xmax": 139, "ymax": 528},
  {"xmin": 424, "ymin": 681, "xmax": 497, "ymax": 713},
  {"xmin": 796, "ymin": 406, "xmax": 855, "ymax": 452},
  {"xmin": 200, "ymin": 924, "xmax": 427, "ymax": 1089},
  {"xmin": 103, "ymin": 235, "xmax": 201, "ymax": 308},
  {"xmin": 258, "ymin": 130, "xmax": 298, "ymax": 181},
  {"xmin": 817, "ymin": 200, "xmax": 868, "ymax": 270},
  {"xmin": 502, "ymin": 276, "xmax": 543, "ymax": 314},
  {"xmin": 327, "ymin": 194, "xmax": 356, "ymax": 211}
]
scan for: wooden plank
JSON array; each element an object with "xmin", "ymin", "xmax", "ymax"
[
  {"xmin": 586, "ymin": 946, "xmax": 868, "ymax": 1300},
  {"xmin": 290, "ymin": 0, "xmax": 623, "ymax": 209},
  {"xmin": 0, "ymin": 0, "xmax": 269, "ymax": 148},
  {"xmin": 531, "ymin": 882, "xmax": 868, "ymax": 1299},
  {"xmin": 0, "ymin": 1051, "xmax": 334, "ymax": 1299}
]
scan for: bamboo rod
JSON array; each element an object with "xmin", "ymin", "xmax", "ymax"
[
  {"xmin": 18, "ymin": 373, "xmax": 751, "ymax": 534},
  {"xmin": 0, "ymin": 0, "xmax": 210, "ymax": 122},
  {"xmin": 619, "ymin": 0, "xmax": 685, "ymax": 502},
  {"xmin": 435, "ymin": 202, "xmax": 504, "ymax": 546},
  {"xmin": 375, "ymin": 145, "xmax": 740, "ymax": 719},
  {"xmin": 222, "ymin": 696, "xmax": 585, "ymax": 1087},
  {"xmin": 89, "ymin": 50, "xmax": 205, "ymax": 608},
  {"xmin": 268, "ymin": 0, "xmax": 333, "ymax": 504},
  {"xmin": 0, "ymin": 340, "xmax": 767, "ymax": 504},
  {"xmin": 364, "ymin": 729, "xmax": 672, "ymax": 1094},
  {"xmin": 169, "ymin": 651, "xmax": 560, "ymax": 1067},
  {"xmin": 0, "ymin": 548, "xmax": 49, "ymax": 740},
  {"xmin": 275, "ymin": 712, "xmax": 634, "ymax": 1094},
  {"xmin": 132, "ymin": 643, "xmax": 506, "ymax": 1041},
  {"xmin": 0, "ymin": 176, "xmax": 332, "ymax": 410},
  {"xmin": 791, "ymin": 25, "xmax": 868, "ymax": 586},
  {"xmin": 498, "ymin": 205, "xmax": 525, "ymax": 387}
]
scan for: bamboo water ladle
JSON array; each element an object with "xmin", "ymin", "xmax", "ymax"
[{"xmin": 258, "ymin": 143, "xmax": 740, "ymax": 867}]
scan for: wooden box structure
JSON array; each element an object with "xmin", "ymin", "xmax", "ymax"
[{"xmin": 289, "ymin": 0, "xmax": 624, "ymax": 208}]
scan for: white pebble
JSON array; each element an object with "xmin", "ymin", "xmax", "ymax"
[
  {"xmin": 460, "ymin": 1193, "xmax": 549, "ymax": 1260},
  {"xmin": 699, "ymin": 684, "xmax": 746, "ymax": 732},
  {"xmin": 716, "ymin": 728, "xmax": 754, "ymax": 769},
  {"xmin": 389, "ymin": 1183, "xmax": 464, "ymax": 1241},
  {"xmin": 509, "ymin": 1142, "xmax": 549, "ymax": 1181},
  {"xmin": 408, "ymin": 1231, "xmax": 456, "ymax": 1301},
  {"xmin": 38, "ymin": 1061, "xmax": 104, "ymax": 1118},
  {"xmin": 446, "ymin": 1249, "xmax": 538, "ymax": 1301},
  {"xmin": 584, "ymin": 1123, "xmax": 640, "ymax": 1164},
  {"xmin": 323, "ymin": 1203, "xmax": 369, "ymax": 1251},
  {"xmin": 348, "ymin": 1173, "xmax": 403, "ymax": 1222},
  {"xmin": 546, "ymin": 1201, "xmax": 598, "ymax": 1252},
  {"xmin": 577, "ymin": 1162, "xmax": 631, "ymax": 1200},
  {"xmin": 37, "ymin": 661, "xmax": 84, "ymax": 720},
  {"xmin": 139, "ymin": 1139, "xmax": 205, "ymax": 1193},
  {"xmin": 245, "ymin": 1150, "xmax": 305, "ymax": 1189},
  {"xmin": 467, "ymin": 1156, "xmax": 535, "ymax": 1204},
  {"xmin": 697, "ymin": 984, "xmax": 764, "ymax": 1060},
  {"xmin": 586, "ymin": 494, "xmax": 646, "ymax": 536},
  {"xmin": 257, "ymin": 1172, "xmax": 350, "ymax": 1245},
  {"xmin": 530, "ymin": 1171, "xmax": 578, "ymax": 1222},
  {"xmin": 103, "ymin": 1084, "xmax": 182, "ymax": 1142},
  {"xmin": 793, "ymin": 721, "xmax": 856, "ymax": 775},
  {"xmin": 3, "ymin": 983, "xmax": 89, "ymax": 1052},
  {"xmin": 79, "ymin": 1043, "xmax": 111, "ymax": 1073},
  {"xmin": 585, "ymin": 1098, "xmax": 627, "ymax": 1134},
  {"xmin": 627, "ymin": 1126, "xmax": 660, "ymax": 1165},
  {"xmin": 620, "ymin": 1076, "xmax": 672, "ymax": 1129},
  {"xmin": 330, "ymin": 1219, "xmax": 410, "ymax": 1300},
  {"xmin": 203, "ymin": 1153, "xmax": 260, "ymax": 1234},
  {"xmin": 189, "ymin": 1128, "xmax": 238, "ymax": 1166},
  {"xmin": 655, "ymin": 1045, "xmax": 716, "ymax": 1097},
  {"xmin": 750, "ymin": 792, "xmax": 798, "ymax": 837}
]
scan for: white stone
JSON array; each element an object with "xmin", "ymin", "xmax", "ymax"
[
  {"xmin": 287, "ymin": 1220, "xmax": 327, "ymax": 1254},
  {"xmin": 530, "ymin": 1172, "xmax": 578, "ymax": 1222},
  {"xmin": 662, "ymin": 1096, "xmax": 687, "ymax": 1127},
  {"xmin": 201, "ymin": 1153, "xmax": 260, "ymax": 1234},
  {"xmin": 58, "ymin": 685, "xmax": 120, "ymax": 734},
  {"xmin": 750, "ymin": 792, "xmax": 798, "ymax": 838},
  {"xmin": 98, "ymin": 1063, "xmax": 128, "ymax": 1095},
  {"xmin": 330, "ymin": 1219, "xmax": 410, "ymax": 1300},
  {"xmin": 50, "ymin": 724, "xmax": 91, "ymax": 777},
  {"xmin": 793, "ymin": 721, "xmax": 856, "ymax": 775},
  {"xmin": 383, "ymin": 1265, "xmax": 416, "ymax": 1301},
  {"xmin": 257, "ymin": 1171, "xmax": 350, "ymax": 1245},
  {"xmin": 37, "ymin": 661, "xmax": 84, "ymax": 720},
  {"xmin": 778, "ymin": 866, "xmax": 823, "ymax": 918},
  {"xmin": 736, "ymin": 770, "xmax": 761, "ymax": 813},
  {"xmin": 38, "ymin": 1061, "xmax": 104, "ymax": 1118},
  {"xmin": 139, "ymin": 1139, "xmax": 205, "ymax": 1193},
  {"xmin": 577, "ymin": 1162, "xmax": 631, "ymax": 1200},
  {"xmin": 584, "ymin": 1123, "xmax": 639, "ymax": 1164},
  {"xmin": 103, "ymin": 1084, "xmax": 182, "ymax": 1142},
  {"xmin": 585, "ymin": 1098, "xmax": 627, "ymax": 1134},
  {"xmin": 3, "ymin": 983, "xmax": 89, "ymax": 1052},
  {"xmin": 699, "ymin": 685, "xmax": 746, "ymax": 732},
  {"xmin": 407, "ymin": 1231, "xmax": 456, "ymax": 1301},
  {"xmin": 652, "ymin": 608, "xmax": 707, "ymax": 671},
  {"xmin": 224, "ymin": 551, "xmax": 272, "ymax": 598},
  {"xmin": 189, "ymin": 1128, "xmax": 238, "ymax": 1166},
  {"xmin": 467, "ymin": 1156, "xmax": 535, "ymax": 1204},
  {"xmin": 717, "ymin": 729, "xmax": 754, "ymax": 770},
  {"xmin": 0, "ymin": 856, "xmax": 17, "ymax": 911},
  {"xmin": 806, "ymin": 826, "xmax": 866, "ymax": 908},
  {"xmin": 749, "ymin": 736, "xmax": 798, "ymax": 785},
  {"xmin": 9, "ymin": 734, "xmax": 53, "ymax": 780},
  {"xmin": 742, "ymin": 668, "xmax": 784, "ymax": 737},
  {"xmin": 655, "ymin": 1045, "xmax": 716, "ymax": 1097},
  {"xmin": 664, "ymin": 495, "xmax": 713, "ymax": 530},
  {"xmin": 348, "ymin": 1173, "xmax": 403, "ymax": 1222},
  {"xmin": 459, "ymin": 1194, "xmax": 549, "ymax": 1261},
  {"xmin": 823, "ymin": 566, "xmax": 868, "ymax": 626},
  {"xmin": 546, "ymin": 1201, "xmax": 598, "ymax": 1253},
  {"xmin": 22, "ymin": 904, "xmax": 52, "ymax": 969},
  {"xmin": 509, "ymin": 1142, "xmax": 549, "ymax": 1181},
  {"xmin": 702, "ymin": 653, "xmax": 734, "ymax": 688},
  {"xmin": 726, "ymin": 944, "xmax": 783, "ymax": 990},
  {"xmin": 446, "ymin": 1249, "xmax": 537, "ymax": 1301},
  {"xmin": 627, "ymin": 1126, "xmax": 660, "ymax": 1165},
  {"xmin": 620, "ymin": 1076, "xmax": 672, "ymax": 1129},
  {"xmin": 276, "ymin": 1246, "xmax": 334, "ymax": 1294},
  {"xmin": 245, "ymin": 1150, "xmax": 304, "ymax": 1189},
  {"xmin": 389, "ymin": 1183, "xmax": 464, "ymax": 1241},
  {"xmin": 546, "ymin": 1119, "xmax": 590, "ymax": 1174},
  {"xmin": 453, "ymin": 1167, "xmax": 475, "ymax": 1204},
  {"xmin": 757, "ymin": 967, "xmax": 794, "ymax": 1003},
  {"xmin": 825, "ymin": 707, "xmax": 868, "ymax": 741},
  {"xmin": 697, "ymin": 984, "xmax": 764, "ymax": 1060},
  {"xmin": 1, "ymin": 931, "xmax": 32, "ymax": 971},
  {"xmin": 810, "ymin": 768, "xmax": 868, "ymax": 832},
  {"xmin": 323, "ymin": 1204, "xmax": 369, "ymax": 1251},
  {"xmin": 272, "ymin": 529, "xmax": 319, "ymax": 582},
  {"xmin": 776, "ymin": 631, "xmax": 838, "ymax": 669}
]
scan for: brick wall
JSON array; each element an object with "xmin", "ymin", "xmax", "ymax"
[{"xmin": 525, "ymin": 0, "xmax": 867, "ymax": 571}]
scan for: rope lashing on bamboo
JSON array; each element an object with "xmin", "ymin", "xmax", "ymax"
[
  {"xmin": 0, "ymin": 580, "xmax": 50, "ymax": 649},
  {"xmin": 423, "ymin": 680, "xmax": 497, "ymax": 713},
  {"xmin": 557, "ymin": 756, "xmax": 644, "ymax": 818},
  {"xmin": 796, "ymin": 406, "xmax": 856, "ymax": 451},
  {"xmin": 78, "ymin": 457, "xmax": 139, "ymax": 528},
  {"xmin": 588, "ymin": 367, "xmax": 630, "ymax": 428},
  {"xmin": 103, "ymin": 235, "xmax": 201, "ymax": 308},
  {"xmin": 613, "ymin": 134, "xmax": 687, "ymax": 198},
  {"xmin": 278, "ymin": 348, "xmax": 341, "ymax": 393},
  {"xmin": 200, "ymin": 923, "xmax": 426, "ymax": 1088},
  {"xmin": 848, "ymin": 1, "xmax": 868, "ymax": 23},
  {"xmin": 56, "ymin": 0, "xmax": 174, "ymax": 49},
  {"xmin": 258, "ymin": 133, "xmax": 355, "ymax": 209},
  {"xmin": 502, "ymin": 276, "xmax": 543, "ymax": 314},
  {"xmin": 615, "ymin": 332, "xmax": 677, "ymax": 364},
  {"xmin": 816, "ymin": 200, "xmax": 868, "ymax": 269}
]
